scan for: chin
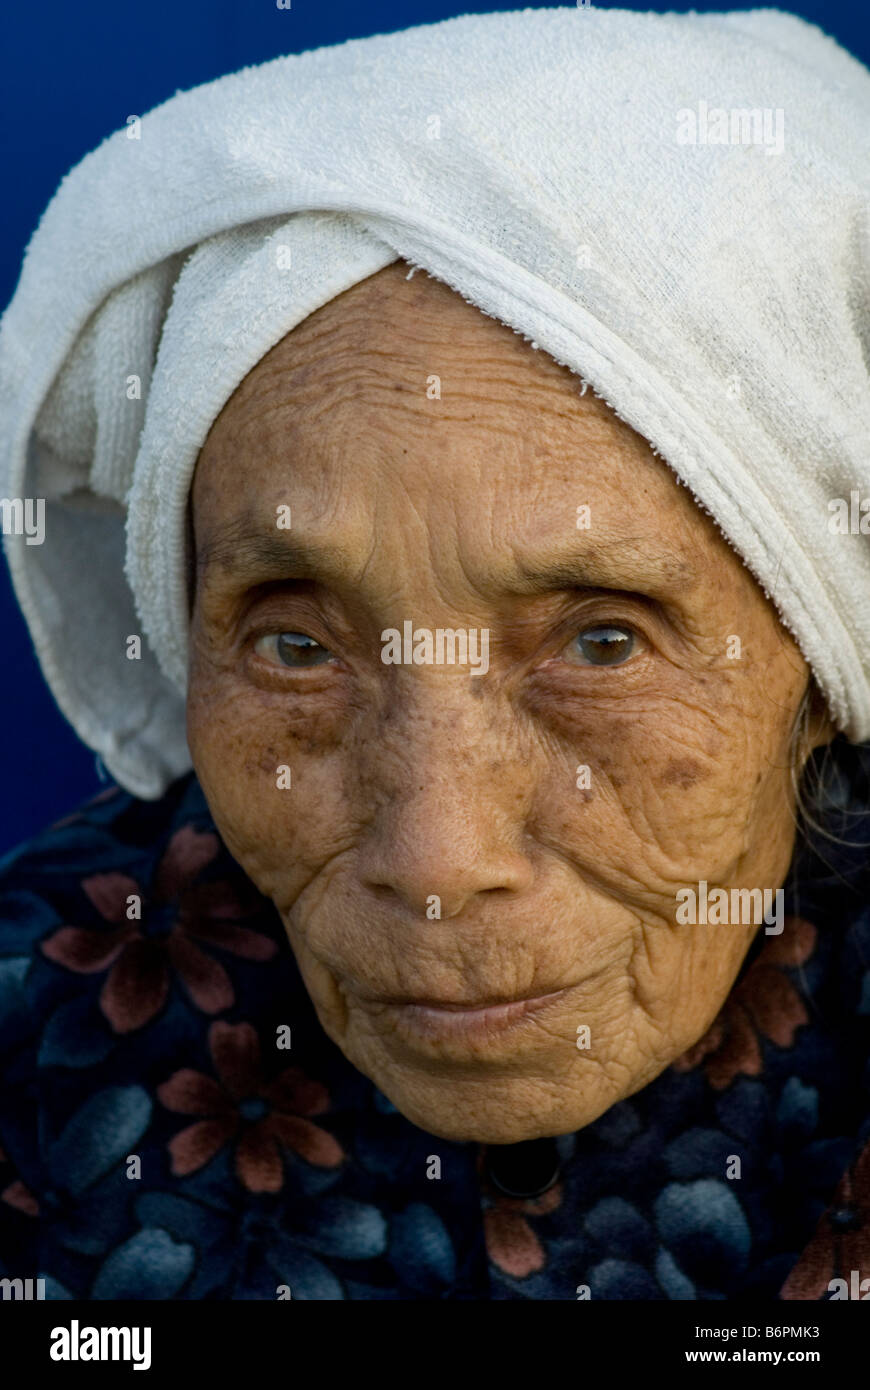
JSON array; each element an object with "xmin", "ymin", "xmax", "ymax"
[{"xmin": 371, "ymin": 1072, "xmax": 615, "ymax": 1146}]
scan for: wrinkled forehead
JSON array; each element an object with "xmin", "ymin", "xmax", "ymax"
[
  {"xmin": 188, "ymin": 264, "xmax": 750, "ymax": 612},
  {"xmin": 195, "ymin": 260, "xmax": 593, "ymax": 450}
]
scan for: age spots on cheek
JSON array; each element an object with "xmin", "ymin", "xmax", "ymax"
[{"xmin": 660, "ymin": 757, "xmax": 706, "ymax": 789}]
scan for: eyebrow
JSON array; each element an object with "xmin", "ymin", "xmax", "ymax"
[
  {"xmin": 196, "ymin": 522, "xmax": 361, "ymax": 586},
  {"xmin": 196, "ymin": 520, "xmax": 696, "ymax": 599},
  {"xmin": 510, "ymin": 539, "xmax": 696, "ymax": 597}
]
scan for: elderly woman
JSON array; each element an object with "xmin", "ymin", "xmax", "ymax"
[{"xmin": 0, "ymin": 7, "xmax": 869, "ymax": 1304}]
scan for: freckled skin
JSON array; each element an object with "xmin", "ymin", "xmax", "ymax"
[{"xmin": 186, "ymin": 260, "xmax": 834, "ymax": 1144}]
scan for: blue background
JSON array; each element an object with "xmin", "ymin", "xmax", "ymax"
[{"xmin": 1, "ymin": 0, "xmax": 868, "ymax": 852}]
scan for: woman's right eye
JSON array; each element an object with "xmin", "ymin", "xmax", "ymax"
[
  {"xmin": 254, "ymin": 632, "xmax": 335, "ymax": 668},
  {"xmin": 562, "ymin": 623, "xmax": 639, "ymax": 667}
]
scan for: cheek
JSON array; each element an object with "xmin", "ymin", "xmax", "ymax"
[
  {"xmin": 185, "ymin": 665, "xmax": 356, "ymax": 904},
  {"xmin": 530, "ymin": 681, "xmax": 785, "ymax": 889}
]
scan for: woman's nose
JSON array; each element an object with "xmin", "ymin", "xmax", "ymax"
[{"xmin": 356, "ymin": 702, "xmax": 535, "ymax": 919}]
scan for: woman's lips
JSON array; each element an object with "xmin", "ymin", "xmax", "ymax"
[{"xmin": 376, "ymin": 987, "xmax": 572, "ymax": 1043}]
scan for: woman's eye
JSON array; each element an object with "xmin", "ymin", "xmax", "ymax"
[
  {"xmin": 254, "ymin": 632, "xmax": 334, "ymax": 668},
  {"xmin": 564, "ymin": 624, "xmax": 637, "ymax": 667}
]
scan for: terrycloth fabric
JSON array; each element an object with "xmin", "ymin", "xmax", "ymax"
[
  {"xmin": 1, "ymin": 753, "xmax": 870, "ymax": 1299},
  {"xmin": 1, "ymin": 7, "xmax": 870, "ymax": 797}
]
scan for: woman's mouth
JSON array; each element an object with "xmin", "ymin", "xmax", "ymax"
[{"xmin": 374, "ymin": 987, "xmax": 573, "ymax": 1044}]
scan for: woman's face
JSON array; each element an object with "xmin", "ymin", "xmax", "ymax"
[{"xmin": 187, "ymin": 262, "xmax": 828, "ymax": 1144}]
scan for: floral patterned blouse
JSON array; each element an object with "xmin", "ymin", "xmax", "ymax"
[{"xmin": 1, "ymin": 763, "xmax": 869, "ymax": 1301}]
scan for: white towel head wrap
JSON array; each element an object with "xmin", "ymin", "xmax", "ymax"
[{"xmin": 1, "ymin": 6, "xmax": 869, "ymax": 798}]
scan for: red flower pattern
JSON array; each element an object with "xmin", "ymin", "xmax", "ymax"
[
  {"xmin": 780, "ymin": 1140, "xmax": 870, "ymax": 1299},
  {"xmin": 477, "ymin": 1147, "xmax": 563, "ymax": 1277},
  {"xmin": 672, "ymin": 917, "xmax": 816, "ymax": 1089},
  {"xmin": 40, "ymin": 825, "xmax": 277, "ymax": 1032},
  {"xmin": 158, "ymin": 1020, "xmax": 344, "ymax": 1192},
  {"xmin": 0, "ymin": 1142, "xmax": 39, "ymax": 1216}
]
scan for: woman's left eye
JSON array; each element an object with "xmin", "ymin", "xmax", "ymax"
[
  {"xmin": 564, "ymin": 624, "xmax": 637, "ymax": 666},
  {"xmin": 254, "ymin": 631, "xmax": 334, "ymax": 667}
]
